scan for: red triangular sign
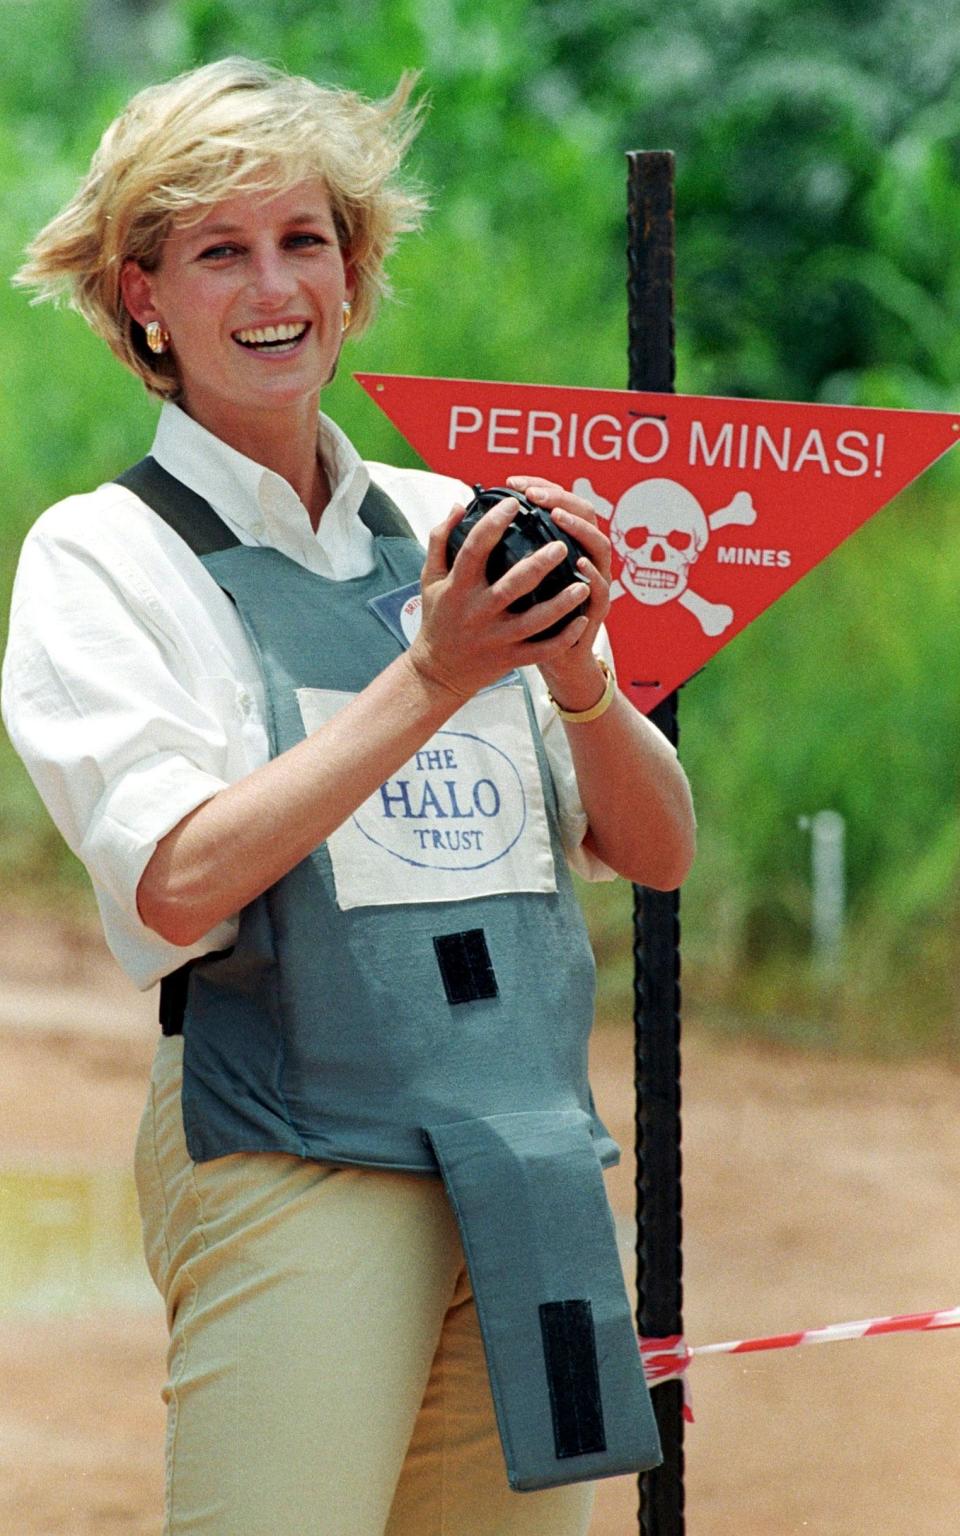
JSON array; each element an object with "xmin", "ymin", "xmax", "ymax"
[{"xmin": 356, "ymin": 374, "xmax": 959, "ymax": 714}]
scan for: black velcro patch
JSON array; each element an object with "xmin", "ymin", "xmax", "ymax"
[
  {"xmin": 539, "ymin": 1299, "xmax": 607, "ymax": 1459},
  {"xmin": 433, "ymin": 929, "xmax": 499, "ymax": 1006},
  {"xmin": 159, "ymin": 961, "xmax": 193, "ymax": 1037}
]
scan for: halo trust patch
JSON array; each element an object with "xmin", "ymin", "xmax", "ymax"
[{"xmin": 296, "ymin": 683, "xmax": 557, "ymax": 910}]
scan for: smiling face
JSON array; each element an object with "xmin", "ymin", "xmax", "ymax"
[{"xmin": 121, "ymin": 177, "xmax": 353, "ymax": 443}]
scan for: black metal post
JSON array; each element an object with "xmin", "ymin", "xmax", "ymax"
[{"xmin": 627, "ymin": 151, "xmax": 685, "ymax": 1536}]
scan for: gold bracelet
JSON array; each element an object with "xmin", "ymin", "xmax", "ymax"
[{"xmin": 547, "ymin": 657, "xmax": 616, "ymax": 723}]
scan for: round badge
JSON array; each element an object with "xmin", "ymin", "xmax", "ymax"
[{"xmin": 399, "ymin": 592, "xmax": 423, "ymax": 644}]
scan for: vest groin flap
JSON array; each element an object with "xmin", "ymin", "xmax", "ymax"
[{"xmin": 423, "ymin": 1109, "xmax": 661, "ymax": 1492}]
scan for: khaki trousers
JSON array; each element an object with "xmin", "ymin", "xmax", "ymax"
[{"xmin": 134, "ymin": 1036, "xmax": 596, "ymax": 1536}]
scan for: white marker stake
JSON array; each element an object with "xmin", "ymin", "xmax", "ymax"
[{"xmin": 799, "ymin": 809, "xmax": 846, "ymax": 976}]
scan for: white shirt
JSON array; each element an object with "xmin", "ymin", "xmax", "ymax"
[{"xmin": 1, "ymin": 403, "xmax": 614, "ymax": 991}]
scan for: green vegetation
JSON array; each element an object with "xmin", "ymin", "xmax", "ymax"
[{"xmin": 2, "ymin": 0, "xmax": 958, "ymax": 1050}]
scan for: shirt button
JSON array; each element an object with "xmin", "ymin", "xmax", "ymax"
[{"xmin": 236, "ymin": 690, "xmax": 255, "ymax": 721}]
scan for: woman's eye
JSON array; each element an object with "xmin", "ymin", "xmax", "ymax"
[
  {"xmin": 198, "ymin": 244, "xmax": 239, "ymax": 261},
  {"xmin": 194, "ymin": 234, "xmax": 329, "ymax": 261}
]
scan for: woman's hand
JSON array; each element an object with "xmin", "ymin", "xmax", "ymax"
[
  {"xmin": 494, "ymin": 475, "xmax": 697, "ymax": 890},
  {"xmin": 407, "ymin": 492, "xmax": 596, "ymax": 702},
  {"xmin": 503, "ymin": 474, "xmax": 613, "ymax": 713}
]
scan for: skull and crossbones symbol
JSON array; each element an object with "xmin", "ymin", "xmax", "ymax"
[{"xmin": 573, "ymin": 476, "xmax": 758, "ymax": 637}]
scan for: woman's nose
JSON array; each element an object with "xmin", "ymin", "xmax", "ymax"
[{"xmin": 247, "ymin": 247, "xmax": 297, "ymax": 306}]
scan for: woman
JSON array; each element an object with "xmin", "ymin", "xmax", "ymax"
[{"xmin": 3, "ymin": 57, "xmax": 695, "ymax": 1536}]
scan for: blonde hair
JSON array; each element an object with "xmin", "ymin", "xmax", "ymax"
[{"xmin": 14, "ymin": 57, "xmax": 427, "ymax": 399}]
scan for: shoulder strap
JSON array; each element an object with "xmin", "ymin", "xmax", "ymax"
[
  {"xmin": 116, "ymin": 456, "xmax": 241, "ymax": 557},
  {"xmin": 116, "ymin": 456, "xmax": 239, "ymax": 1033},
  {"xmin": 119, "ymin": 457, "xmax": 418, "ymax": 550},
  {"xmin": 357, "ymin": 480, "xmax": 419, "ymax": 541}
]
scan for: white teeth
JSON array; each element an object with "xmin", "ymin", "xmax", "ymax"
[{"xmin": 235, "ymin": 322, "xmax": 308, "ymax": 346}]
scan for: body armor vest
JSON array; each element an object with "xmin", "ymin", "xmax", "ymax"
[{"xmin": 117, "ymin": 456, "xmax": 660, "ymax": 1493}]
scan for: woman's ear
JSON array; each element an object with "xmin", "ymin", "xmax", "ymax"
[{"xmin": 119, "ymin": 260, "xmax": 159, "ymax": 329}]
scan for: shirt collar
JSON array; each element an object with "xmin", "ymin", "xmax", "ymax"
[{"xmin": 150, "ymin": 402, "xmax": 375, "ymax": 579}]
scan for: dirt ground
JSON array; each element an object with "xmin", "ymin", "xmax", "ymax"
[{"xmin": 1, "ymin": 913, "xmax": 959, "ymax": 1535}]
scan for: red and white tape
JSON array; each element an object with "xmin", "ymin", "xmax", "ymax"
[{"xmin": 640, "ymin": 1306, "xmax": 960, "ymax": 1421}]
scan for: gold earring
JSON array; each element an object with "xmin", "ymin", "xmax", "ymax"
[
  {"xmin": 145, "ymin": 321, "xmax": 170, "ymax": 354},
  {"xmin": 341, "ymin": 301, "xmax": 353, "ymax": 334}
]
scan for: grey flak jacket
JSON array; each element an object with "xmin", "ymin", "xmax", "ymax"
[{"xmin": 117, "ymin": 457, "xmax": 661, "ymax": 1491}]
